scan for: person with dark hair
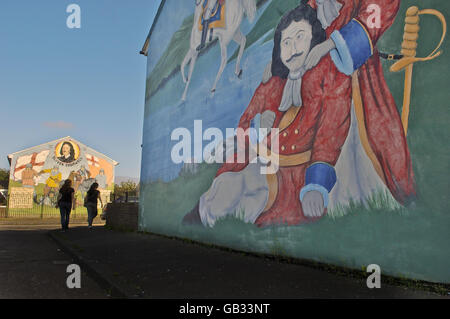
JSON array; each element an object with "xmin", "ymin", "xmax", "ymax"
[
  {"xmin": 271, "ymin": 1, "xmax": 326, "ymax": 80},
  {"xmin": 183, "ymin": 0, "xmax": 416, "ymax": 228},
  {"xmin": 57, "ymin": 179, "xmax": 75, "ymax": 231},
  {"xmin": 85, "ymin": 182, "xmax": 103, "ymax": 228},
  {"xmin": 58, "ymin": 142, "xmax": 75, "ymax": 163},
  {"xmin": 183, "ymin": 2, "xmax": 334, "ymax": 227}
]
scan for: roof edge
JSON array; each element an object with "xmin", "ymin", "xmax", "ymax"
[
  {"xmin": 7, "ymin": 136, "xmax": 72, "ymax": 158},
  {"xmin": 140, "ymin": 0, "xmax": 166, "ymax": 56},
  {"xmin": 7, "ymin": 136, "xmax": 119, "ymax": 166}
]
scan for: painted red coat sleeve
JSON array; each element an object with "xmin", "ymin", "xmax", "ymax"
[
  {"xmin": 235, "ymin": 78, "xmax": 283, "ymax": 150},
  {"xmin": 216, "ymin": 79, "xmax": 271, "ymax": 176},
  {"xmin": 354, "ymin": 0, "xmax": 401, "ymax": 45},
  {"xmin": 310, "ymin": 66, "xmax": 352, "ymax": 165},
  {"xmin": 307, "ymin": 0, "xmax": 416, "ymax": 204},
  {"xmin": 237, "ymin": 81, "xmax": 267, "ymax": 129},
  {"xmin": 235, "ymin": 80, "xmax": 268, "ymax": 153},
  {"xmin": 309, "ymin": 0, "xmax": 400, "ymax": 43}
]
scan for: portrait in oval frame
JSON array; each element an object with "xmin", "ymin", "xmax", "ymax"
[{"xmin": 54, "ymin": 141, "xmax": 80, "ymax": 164}]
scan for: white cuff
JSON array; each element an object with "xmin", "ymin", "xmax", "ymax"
[
  {"xmin": 300, "ymin": 184, "xmax": 330, "ymax": 208},
  {"xmin": 330, "ymin": 30, "xmax": 354, "ymax": 76}
]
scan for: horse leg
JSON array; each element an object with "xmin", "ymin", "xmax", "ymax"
[
  {"xmin": 211, "ymin": 39, "xmax": 228, "ymax": 93},
  {"xmin": 181, "ymin": 49, "xmax": 193, "ymax": 84},
  {"xmin": 182, "ymin": 49, "xmax": 199, "ymax": 101},
  {"xmin": 233, "ymin": 29, "xmax": 246, "ymax": 78}
]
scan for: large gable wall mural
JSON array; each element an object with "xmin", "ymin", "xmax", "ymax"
[
  {"xmin": 140, "ymin": 0, "xmax": 449, "ymax": 283},
  {"xmin": 8, "ymin": 137, "xmax": 118, "ymax": 208}
]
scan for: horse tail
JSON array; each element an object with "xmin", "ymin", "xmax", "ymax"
[{"xmin": 241, "ymin": 0, "xmax": 256, "ymax": 23}]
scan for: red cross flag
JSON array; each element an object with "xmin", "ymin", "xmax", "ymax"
[
  {"xmin": 86, "ymin": 154, "xmax": 100, "ymax": 168},
  {"xmin": 14, "ymin": 150, "xmax": 49, "ymax": 180}
]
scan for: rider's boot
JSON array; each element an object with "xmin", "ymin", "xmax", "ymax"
[{"xmin": 197, "ymin": 20, "xmax": 210, "ymax": 51}]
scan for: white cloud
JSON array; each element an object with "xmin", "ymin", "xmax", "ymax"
[{"xmin": 43, "ymin": 121, "xmax": 75, "ymax": 129}]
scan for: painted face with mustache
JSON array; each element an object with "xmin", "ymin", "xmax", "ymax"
[{"xmin": 280, "ymin": 20, "xmax": 313, "ymax": 73}]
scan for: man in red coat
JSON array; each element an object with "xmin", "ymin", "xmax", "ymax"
[{"xmin": 183, "ymin": 0, "xmax": 416, "ymax": 227}]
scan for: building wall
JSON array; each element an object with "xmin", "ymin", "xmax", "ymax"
[
  {"xmin": 106, "ymin": 203, "xmax": 139, "ymax": 231},
  {"xmin": 9, "ymin": 137, "xmax": 116, "ymax": 207},
  {"xmin": 140, "ymin": 0, "xmax": 450, "ymax": 283}
]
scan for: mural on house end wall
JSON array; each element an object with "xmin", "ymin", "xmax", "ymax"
[
  {"xmin": 8, "ymin": 137, "xmax": 116, "ymax": 208},
  {"xmin": 141, "ymin": 0, "xmax": 449, "ymax": 283}
]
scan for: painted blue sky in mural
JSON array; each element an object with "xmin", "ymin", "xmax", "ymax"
[{"xmin": 0, "ymin": 0, "xmax": 161, "ymax": 178}]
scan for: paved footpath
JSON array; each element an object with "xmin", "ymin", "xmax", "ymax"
[
  {"xmin": 48, "ymin": 226, "xmax": 448, "ymax": 299},
  {"xmin": 0, "ymin": 223, "xmax": 109, "ymax": 299}
]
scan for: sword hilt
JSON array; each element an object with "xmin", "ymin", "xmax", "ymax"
[
  {"xmin": 401, "ymin": 6, "xmax": 420, "ymax": 58},
  {"xmin": 391, "ymin": 6, "xmax": 446, "ymax": 72},
  {"xmin": 391, "ymin": 6, "xmax": 419, "ymax": 72},
  {"xmin": 390, "ymin": 6, "xmax": 447, "ymax": 136}
]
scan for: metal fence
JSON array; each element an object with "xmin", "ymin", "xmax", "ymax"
[
  {"xmin": 1, "ymin": 193, "xmax": 88, "ymax": 219},
  {"xmin": 0, "ymin": 191, "xmax": 139, "ymax": 219},
  {"xmin": 111, "ymin": 191, "xmax": 139, "ymax": 203}
]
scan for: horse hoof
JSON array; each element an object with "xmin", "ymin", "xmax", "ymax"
[{"xmin": 237, "ymin": 69, "xmax": 243, "ymax": 78}]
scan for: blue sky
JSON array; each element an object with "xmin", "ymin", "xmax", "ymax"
[{"xmin": 0, "ymin": 0, "xmax": 161, "ymax": 178}]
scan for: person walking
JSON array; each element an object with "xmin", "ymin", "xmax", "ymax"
[
  {"xmin": 57, "ymin": 179, "xmax": 75, "ymax": 231},
  {"xmin": 85, "ymin": 183, "xmax": 103, "ymax": 229}
]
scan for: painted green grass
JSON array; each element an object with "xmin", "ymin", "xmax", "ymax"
[
  {"xmin": 140, "ymin": 160, "xmax": 449, "ymax": 283},
  {"xmin": 328, "ymin": 190, "xmax": 401, "ymax": 219}
]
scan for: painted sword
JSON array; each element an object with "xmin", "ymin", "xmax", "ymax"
[{"xmin": 390, "ymin": 6, "xmax": 447, "ymax": 136}]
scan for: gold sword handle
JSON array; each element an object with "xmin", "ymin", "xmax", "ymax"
[
  {"xmin": 391, "ymin": 7, "xmax": 446, "ymax": 72},
  {"xmin": 390, "ymin": 6, "xmax": 447, "ymax": 136},
  {"xmin": 401, "ymin": 6, "xmax": 420, "ymax": 59}
]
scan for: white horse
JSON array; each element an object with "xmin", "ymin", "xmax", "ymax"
[{"xmin": 181, "ymin": 0, "xmax": 257, "ymax": 101}]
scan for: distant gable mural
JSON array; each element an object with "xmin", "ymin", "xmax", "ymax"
[
  {"xmin": 140, "ymin": 0, "xmax": 449, "ymax": 284},
  {"xmin": 8, "ymin": 137, "xmax": 118, "ymax": 208}
]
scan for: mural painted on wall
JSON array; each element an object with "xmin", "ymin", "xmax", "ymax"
[
  {"xmin": 141, "ymin": 0, "xmax": 449, "ymax": 283},
  {"xmin": 8, "ymin": 137, "xmax": 117, "ymax": 208},
  {"xmin": 181, "ymin": 0, "xmax": 256, "ymax": 100}
]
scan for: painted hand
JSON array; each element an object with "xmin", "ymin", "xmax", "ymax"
[
  {"xmin": 262, "ymin": 61, "xmax": 272, "ymax": 84},
  {"xmin": 260, "ymin": 110, "xmax": 276, "ymax": 131},
  {"xmin": 301, "ymin": 190, "xmax": 325, "ymax": 218},
  {"xmin": 249, "ymin": 113, "xmax": 261, "ymax": 145},
  {"xmin": 254, "ymin": 110, "xmax": 276, "ymax": 146},
  {"xmin": 303, "ymin": 38, "xmax": 336, "ymax": 72}
]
